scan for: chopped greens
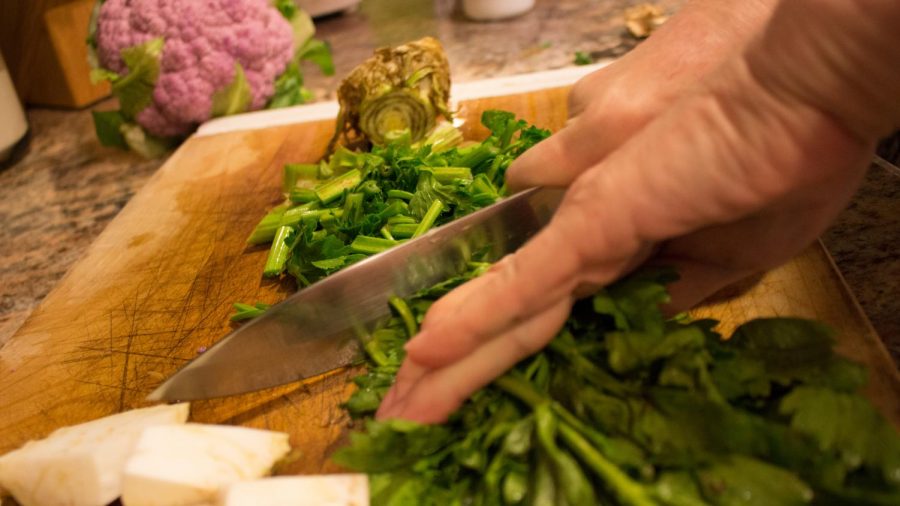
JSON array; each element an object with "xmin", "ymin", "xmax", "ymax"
[
  {"xmin": 229, "ymin": 302, "xmax": 271, "ymax": 322},
  {"xmin": 247, "ymin": 110, "xmax": 549, "ymax": 288},
  {"xmin": 334, "ymin": 267, "xmax": 900, "ymax": 505}
]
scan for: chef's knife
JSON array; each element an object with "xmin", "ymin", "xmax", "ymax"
[{"xmin": 148, "ymin": 187, "xmax": 563, "ymax": 402}]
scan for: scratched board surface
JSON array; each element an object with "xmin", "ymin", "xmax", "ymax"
[{"xmin": 1, "ymin": 87, "xmax": 898, "ymax": 475}]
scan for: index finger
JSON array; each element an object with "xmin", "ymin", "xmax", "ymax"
[{"xmin": 402, "ymin": 209, "xmax": 590, "ymax": 369}]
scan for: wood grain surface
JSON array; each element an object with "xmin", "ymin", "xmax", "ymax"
[{"xmin": 0, "ymin": 87, "xmax": 897, "ymax": 475}]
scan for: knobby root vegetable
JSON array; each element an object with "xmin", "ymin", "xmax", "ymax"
[
  {"xmin": 121, "ymin": 423, "xmax": 291, "ymax": 506},
  {"xmin": 0, "ymin": 403, "xmax": 189, "ymax": 506}
]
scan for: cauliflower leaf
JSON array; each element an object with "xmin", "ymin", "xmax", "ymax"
[
  {"xmin": 113, "ymin": 38, "xmax": 163, "ymax": 119},
  {"xmin": 297, "ymin": 38, "xmax": 335, "ymax": 76},
  {"xmin": 211, "ymin": 63, "xmax": 252, "ymax": 117}
]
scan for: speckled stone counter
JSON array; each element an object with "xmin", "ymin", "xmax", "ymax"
[{"xmin": 1, "ymin": 0, "xmax": 898, "ymax": 366}]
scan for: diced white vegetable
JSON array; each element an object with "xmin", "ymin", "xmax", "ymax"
[
  {"xmin": 0, "ymin": 403, "xmax": 190, "ymax": 506},
  {"xmin": 217, "ymin": 475, "xmax": 369, "ymax": 506},
  {"xmin": 121, "ymin": 423, "xmax": 291, "ymax": 506}
]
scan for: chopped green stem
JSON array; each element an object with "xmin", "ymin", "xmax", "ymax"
[
  {"xmin": 456, "ymin": 144, "xmax": 497, "ymax": 169},
  {"xmin": 343, "ymin": 192, "xmax": 365, "ymax": 224},
  {"xmin": 246, "ymin": 209, "xmax": 284, "ymax": 245},
  {"xmin": 380, "ymin": 226, "xmax": 395, "ymax": 241},
  {"xmin": 387, "ymin": 189, "xmax": 415, "ymax": 200},
  {"xmin": 494, "ymin": 373, "xmax": 546, "ymax": 407},
  {"xmin": 314, "ymin": 168, "xmax": 361, "ymax": 204},
  {"xmin": 472, "ymin": 173, "xmax": 498, "ymax": 196},
  {"xmin": 557, "ymin": 424, "xmax": 655, "ymax": 506},
  {"xmin": 263, "ymin": 225, "xmax": 292, "ymax": 277},
  {"xmin": 387, "ymin": 215, "xmax": 417, "ymax": 225},
  {"xmin": 389, "ymin": 296, "xmax": 419, "ymax": 338},
  {"xmin": 389, "ymin": 223, "xmax": 419, "ymax": 239},
  {"xmin": 412, "ymin": 199, "xmax": 444, "ymax": 238},
  {"xmin": 416, "ymin": 123, "xmax": 464, "ymax": 153},
  {"xmin": 496, "ymin": 374, "xmax": 654, "ymax": 506},
  {"xmin": 283, "ymin": 163, "xmax": 319, "ymax": 193},
  {"xmin": 230, "ymin": 302, "xmax": 271, "ymax": 322},
  {"xmin": 429, "ymin": 166, "xmax": 472, "ymax": 183},
  {"xmin": 350, "ymin": 235, "xmax": 398, "ymax": 255},
  {"xmin": 279, "ymin": 206, "xmax": 323, "ymax": 228},
  {"xmin": 486, "ymin": 155, "xmax": 505, "ymax": 182},
  {"xmin": 289, "ymin": 187, "xmax": 318, "ymax": 203}
]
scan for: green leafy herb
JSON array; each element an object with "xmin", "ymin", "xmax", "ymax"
[
  {"xmin": 247, "ymin": 111, "xmax": 549, "ymax": 288},
  {"xmin": 574, "ymin": 51, "xmax": 594, "ymax": 65},
  {"xmin": 333, "ymin": 266, "xmax": 900, "ymax": 505}
]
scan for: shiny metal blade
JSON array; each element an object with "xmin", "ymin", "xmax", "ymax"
[{"xmin": 148, "ymin": 187, "xmax": 563, "ymax": 401}]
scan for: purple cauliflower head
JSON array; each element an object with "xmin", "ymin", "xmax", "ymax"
[{"xmin": 96, "ymin": 0, "xmax": 295, "ymax": 137}]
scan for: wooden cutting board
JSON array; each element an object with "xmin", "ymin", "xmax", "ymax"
[{"xmin": 1, "ymin": 85, "xmax": 898, "ymax": 476}]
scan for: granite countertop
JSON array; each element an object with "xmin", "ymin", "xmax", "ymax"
[{"xmin": 1, "ymin": 0, "xmax": 898, "ymax": 366}]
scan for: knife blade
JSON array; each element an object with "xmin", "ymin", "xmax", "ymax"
[{"xmin": 147, "ymin": 187, "xmax": 564, "ymax": 402}]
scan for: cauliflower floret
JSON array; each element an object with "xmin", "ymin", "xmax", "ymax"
[{"xmin": 95, "ymin": 0, "xmax": 295, "ymax": 137}]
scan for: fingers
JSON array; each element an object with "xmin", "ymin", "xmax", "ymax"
[
  {"xmin": 401, "ymin": 223, "xmax": 582, "ymax": 369},
  {"xmin": 376, "ymin": 297, "xmax": 572, "ymax": 423},
  {"xmin": 505, "ymin": 113, "xmax": 608, "ymax": 192}
]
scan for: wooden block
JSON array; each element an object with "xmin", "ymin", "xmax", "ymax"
[
  {"xmin": 0, "ymin": 0, "xmax": 109, "ymax": 108},
  {"xmin": 39, "ymin": 0, "xmax": 110, "ymax": 107}
]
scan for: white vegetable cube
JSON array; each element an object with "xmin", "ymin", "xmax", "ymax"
[
  {"xmin": 121, "ymin": 423, "xmax": 291, "ymax": 506},
  {"xmin": 0, "ymin": 403, "xmax": 190, "ymax": 506},
  {"xmin": 217, "ymin": 475, "xmax": 369, "ymax": 506}
]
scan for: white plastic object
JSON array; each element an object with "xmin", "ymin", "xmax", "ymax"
[
  {"xmin": 217, "ymin": 474, "xmax": 369, "ymax": 506},
  {"xmin": 462, "ymin": 0, "xmax": 536, "ymax": 21},
  {"xmin": 121, "ymin": 423, "xmax": 291, "ymax": 506},
  {"xmin": 0, "ymin": 403, "xmax": 190, "ymax": 506}
]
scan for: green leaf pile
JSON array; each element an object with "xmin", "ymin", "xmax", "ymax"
[
  {"xmin": 246, "ymin": 111, "xmax": 549, "ymax": 287},
  {"xmin": 334, "ymin": 267, "xmax": 900, "ymax": 505}
]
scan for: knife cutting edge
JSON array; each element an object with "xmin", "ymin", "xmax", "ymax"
[{"xmin": 147, "ymin": 187, "xmax": 563, "ymax": 402}]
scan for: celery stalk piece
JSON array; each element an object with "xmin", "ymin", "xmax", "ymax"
[
  {"xmin": 387, "ymin": 215, "xmax": 417, "ymax": 225},
  {"xmin": 350, "ymin": 235, "xmax": 398, "ymax": 255},
  {"xmin": 263, "ymin": 226, "xmax": 293, "ymax": 277},
  {"xmin": 380, "ymin": 226, "xmax": 395, "ymax": 241},
  {"xmin": 247, "ymin": 206, "xmax": 288, "ymax": 245},
  {"xmin": 428, "ymin": 166, "xmax": 472, "ymax": 184},
  {"xmin": 471, "ymin": 173, "xmax": 498, "ymax": 196},
  {"xmin": 343, "ymin": 192, "xmax": 365, "ymax": 224},
  {"xmin": 414, "ymin": 122, "xmax": 464, "ymax": 153},
  {"xmin": 279, "ymin": 207, "xmax": 324, "ymax": 228},
  {"xmin": 289, "ymin": 187, "xmax": 319, "ymax": 204},
  {"xmin": 388, "ymin": 296, "xmax": 418, "ymax": 338},
  {"xmin": 412, "ymin": 199, "xmax": 444, "ymax": 238},
  {"xmin": 388, "ymin": 223, "xmax": 419, "ymax": 239},
  {"xmin": 282, "ymin": 163, "xmax": 320, "ymax": 193},
  {"xmin": 230, "ymin": 302, "xmax": 271, "ymax": 322},
  {"xmin": 314, "ymin": 169, "xmax": 362, "ymax": 204},
  {"xmin": 386, "ymin": 189, "xmax": 415, "ymax": 200}
]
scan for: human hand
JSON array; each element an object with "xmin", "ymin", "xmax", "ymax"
[
  {"xmin": 508, "ymin": 0, "xmax": 778, "ymax": 190},
  {"xmin": 376, "ymin": 0, "xmax": 900, "ymax": 424}
]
